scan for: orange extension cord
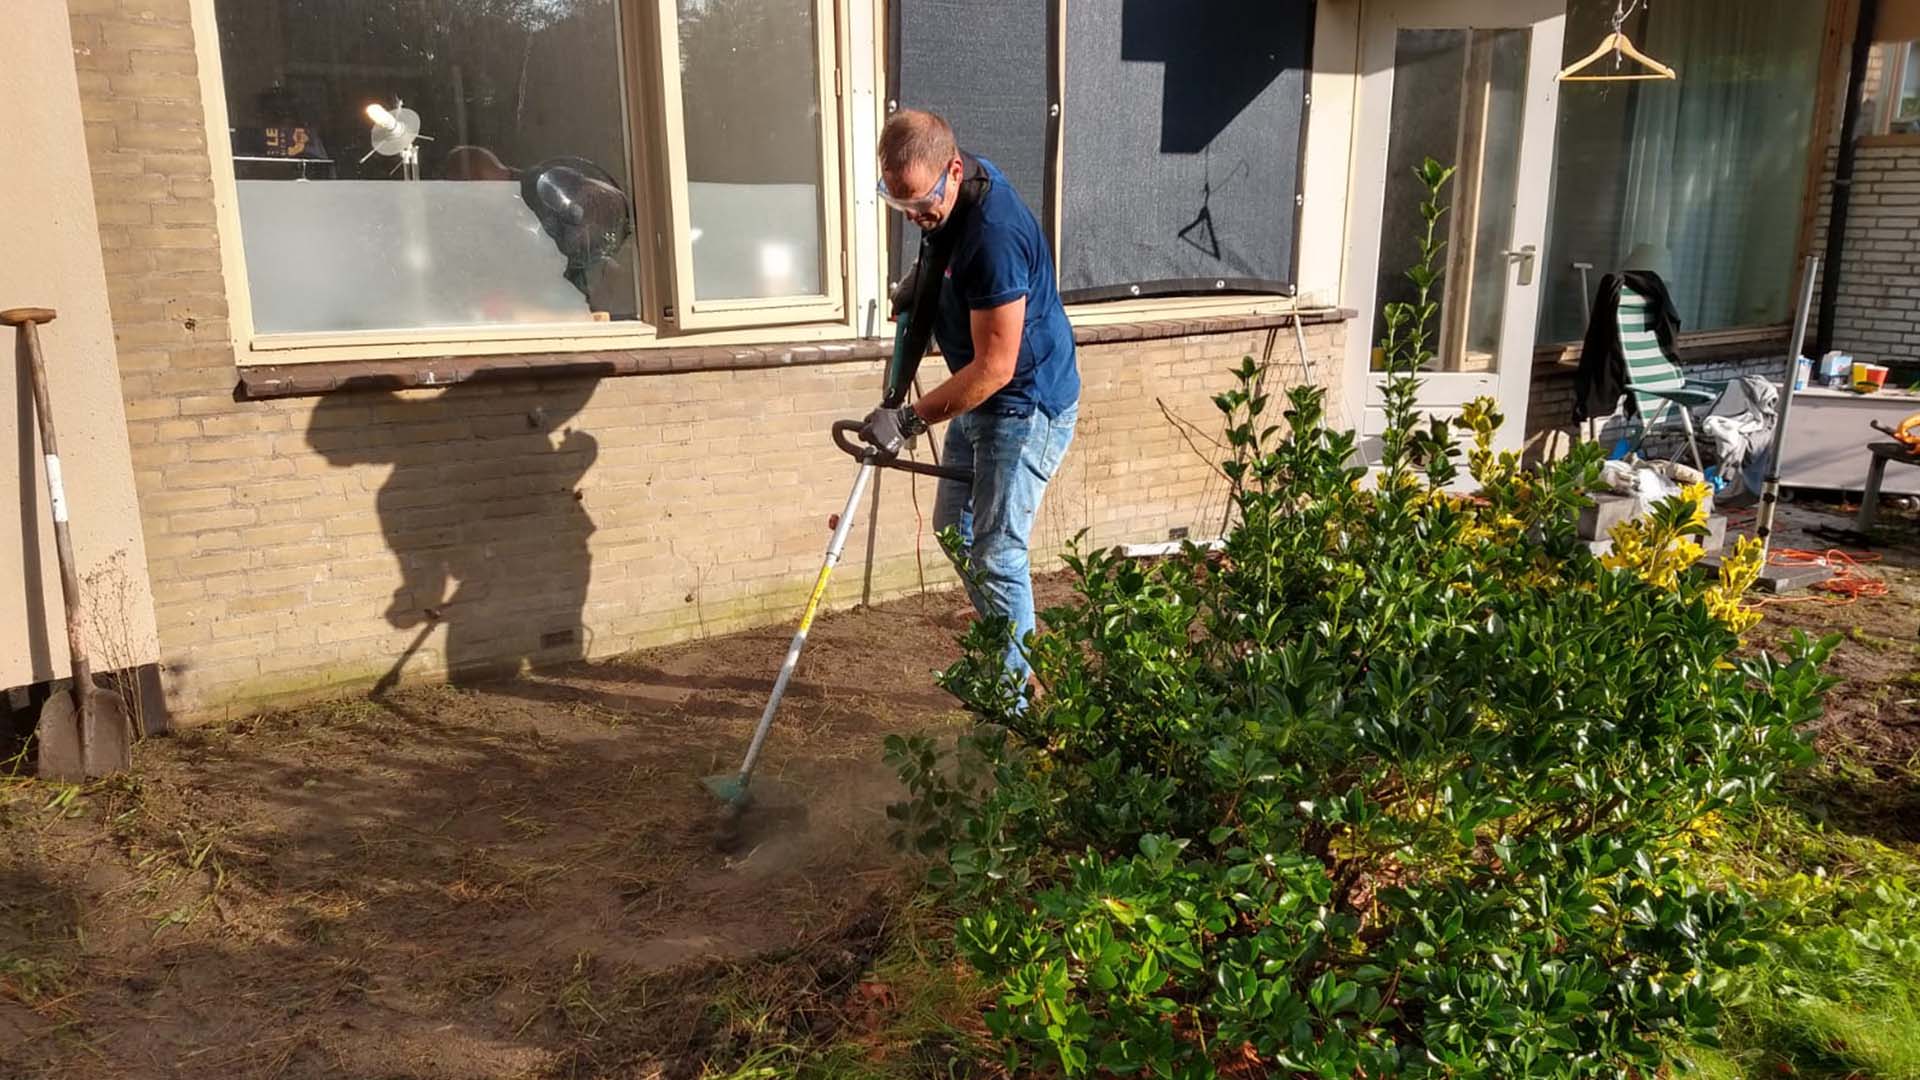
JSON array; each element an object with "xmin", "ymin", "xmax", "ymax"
[
  {"xmin": 1758, "ymin": 547, "xmax": 1889, "ymax": 605},
  {"xmin": 1712, "ymin": 504, "xmax": 1891, "ymax": 606}
]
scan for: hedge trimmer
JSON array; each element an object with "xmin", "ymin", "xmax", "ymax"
[{"xmin": 1869, "ymin": 412, "xmax": 1920, "ymax": 453}]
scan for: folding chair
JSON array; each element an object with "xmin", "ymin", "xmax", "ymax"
[{"xmin": 1617, "ymin": 286, "xmax": 1726, "ymax": 474}]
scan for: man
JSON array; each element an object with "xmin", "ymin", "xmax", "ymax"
[{"xmin": 860, "ymin": 109, "xmax": 1079, "ymax": 694}]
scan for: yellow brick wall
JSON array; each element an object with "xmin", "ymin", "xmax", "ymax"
[{"xmin": 68, "ymin": 0, "xmax": 1346, "ymax": 719}]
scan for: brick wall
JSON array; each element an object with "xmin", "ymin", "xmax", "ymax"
[
  {"xmin": 67, "ymin": 0, "xmax": 1343, "ymax": 719},
  {"xmin": 1524, "ymin": 352, "xmax": 1787, "ymax": 465},
  {"xmin": 1810, "ymin": 142, "xmax": 1920, "ymax": 371}
]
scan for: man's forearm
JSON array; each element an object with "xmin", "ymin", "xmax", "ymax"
[
  {"xmin": 913, "ymin": 360, "xmax": 1013, "ymax": 425},
  {"xmin": 910, "ymin": 298, "xmax": 1024, "ymax": 426}
]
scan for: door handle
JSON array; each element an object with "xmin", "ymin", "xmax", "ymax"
[{"xmin": 1504, "ymin": 244, "xmax": 1537, "ymax": 286}]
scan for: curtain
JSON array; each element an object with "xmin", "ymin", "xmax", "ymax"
[
  {"xmin": 1539, "ymin": 0, "xmax": 1824, "ymax": 344},
  {"xmin": 1614, "ymin": 0, "xmax": 1822, "ymax": 330}
]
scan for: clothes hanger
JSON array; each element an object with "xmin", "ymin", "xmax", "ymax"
[{"xmin": 1558, "ymin": 0, "xmax": 1677, "ymax": 82}]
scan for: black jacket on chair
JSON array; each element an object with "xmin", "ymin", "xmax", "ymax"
[{"xmin": 1572, "ymin": 270, "xmax": 1684, "ymax": 423}]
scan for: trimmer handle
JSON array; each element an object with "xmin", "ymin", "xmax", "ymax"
[{"xmin": 831, "ymin": 420, "xmax": 972, "ymax": 481}]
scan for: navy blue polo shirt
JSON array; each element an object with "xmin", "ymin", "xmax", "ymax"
[{"xmin": 930, "ymin": 157, "xmax": 1079, "ymax": 419}]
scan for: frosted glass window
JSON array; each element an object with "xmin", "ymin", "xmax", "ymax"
[{"xmin": 211, "ymin": 0, "xmax": 642, "ymax": 332}]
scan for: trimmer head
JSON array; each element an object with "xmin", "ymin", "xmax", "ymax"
[
  {"xmin": 700, "ymin": 772, "xmax": 750, "ymax": 807},
  {"xmin": 701, "ymin": 774, "xmax": 751, "ymax": 852}
]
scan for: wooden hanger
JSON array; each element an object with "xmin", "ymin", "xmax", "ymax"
[
  {"xmin": 1559, "ymin": 30, "xmax": 1677, "ymax": 81},
  {"xmin": 1558, "ymin": 1, "xmax": 1677, "ymax": 83}
]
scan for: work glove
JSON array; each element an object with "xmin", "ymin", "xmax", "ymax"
[{"xmin": 859, "ymin": 404, "xmax": 926, "ymax": 459}]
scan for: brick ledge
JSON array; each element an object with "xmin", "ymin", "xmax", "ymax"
[{"xmin": 234, "ymin": 308, "xmax": 1358, "ymax": 400}]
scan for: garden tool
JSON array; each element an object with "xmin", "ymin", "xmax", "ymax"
[
  {"xmin": 701, "ymin": 258, "xmax": 968, "ymax": 848},
  {"xmin": 1870, "ymin": 413, "xmax": 1920, "ymax": 452},
  {"xmin": 1751, "ymin": 257, "xmax": 1830, "ymax": 594},
  {"xmin": 4, "ymin": 307, "xmax": 132, "ymax": 781}
]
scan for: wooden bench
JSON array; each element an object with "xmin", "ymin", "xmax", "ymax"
[{"xmin": 1854, "ymin": 441, "xmax": 1920, "ymax": 531}]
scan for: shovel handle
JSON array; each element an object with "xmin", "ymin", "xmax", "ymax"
[
  {"xmin": 1, "ymin": 308, "xmax": 58, "ymax": 328},
  {"xmin": 9, "ymin": 308, "xmax": 94, "ymax": 743},
  {"xmin": 830, "ymin": 419, "xmax": 971, "ymax": 482}
]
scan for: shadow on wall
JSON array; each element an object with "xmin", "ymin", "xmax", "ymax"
[
  {"xmin": 307, "ymin": 377, "xmax": 600, "ymax": 689},
  {"xmin": 1119, "ymin": 0, "xmax": 1299, "ymax": 153}
]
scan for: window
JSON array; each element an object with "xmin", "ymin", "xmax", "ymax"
[
  {"xmin": 1056, "ymin": 1, "xmax": 1310, "ymax": 300},
  {"xmin": 1536, "ymin": 0, "xmax": 1826, "ymax": 345},
  {"xmin": 1371, "ymin": 28, "xmax": 1531, "ymax": 373},
  {"xmin": 887, "ymin": 0, "xmax": 1314, "ymax": 303},
  {"xmin": 209, "ymin": 0, "xmax": 842, "ymax": 340},
  {"xmin": 1865, "ymin": 41, "xmax": 1920, "ymax": 135},
  {"xmin": 656, "ymin": 0, "xmax": 842, "ymax": 326},
  {"xmin": 1866, "ymin": 1, "xmax": 1920, "ymax": 134}
]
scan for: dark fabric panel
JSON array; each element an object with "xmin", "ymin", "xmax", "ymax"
[
  {"xmin": 889, "ymin": 0, "xmax": 1053, "ymax": 283},
  {"xmin": 1060, "ymin": 0, "xmax": 1312, "ymax": 300}
]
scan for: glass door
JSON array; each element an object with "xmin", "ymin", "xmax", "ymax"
[{"xmin": 1347, "ymin": 0, "xmax": 1566, "ymax": 456}]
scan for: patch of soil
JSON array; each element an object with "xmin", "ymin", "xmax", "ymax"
[
  {"xmin": 0, "ymin": 584, "xmax": 1026, "ymax": 1080},
  {"xmin": 1744, "ymin": 500, "xmax": 1920, "ymax": 843}
]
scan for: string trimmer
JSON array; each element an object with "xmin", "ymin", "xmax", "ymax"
[{"xmin": 702, "ymin": 242, "xmax": 969, "ymax": 847}]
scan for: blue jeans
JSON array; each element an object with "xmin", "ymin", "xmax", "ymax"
[{"xmin": 932, "ymin": 405, "xmax": 1078, "ymax": 687}]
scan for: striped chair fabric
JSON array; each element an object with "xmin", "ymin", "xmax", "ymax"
[{"xmin": 1619, "ymin": 287, "xmax": 1685, "ymax": 426}]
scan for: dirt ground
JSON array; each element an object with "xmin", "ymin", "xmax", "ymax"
[
  {"xmin": 0, "ymin": 583, "xmax": 1045, "ymax": 1080},
  {"xmin": 2, "ymin": 501, "xmax": 1917, "ymax": 1080},
  {"xmin": 1740, "ymin": 499, "xmax": 1920, "ymax": 845}
]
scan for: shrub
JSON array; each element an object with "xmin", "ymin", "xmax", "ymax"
[{"xmin": 887, "ymin": 159, "xmax": 1834, "ymax": 1077}]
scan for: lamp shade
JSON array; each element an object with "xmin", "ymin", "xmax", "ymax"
[{"xmin": 1622, "ymin": 242, "xmax": 1673, "ymax": 282}]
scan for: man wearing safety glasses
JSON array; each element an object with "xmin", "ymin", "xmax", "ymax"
[{"xmin": 860, "ymin": 109, "xmax": 1079, "ymax": 698}]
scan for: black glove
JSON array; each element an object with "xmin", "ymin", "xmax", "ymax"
[{"xmin": 860, "ymin": 405, "xmax": 927, "ymax": 458}]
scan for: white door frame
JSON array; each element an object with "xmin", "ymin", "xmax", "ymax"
[{"xmin": 1344, "ymin": 0, "xmax": 1566, "ymax": 455}]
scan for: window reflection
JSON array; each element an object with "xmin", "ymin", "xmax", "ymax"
[{"xmin": 213, "ymin": 0, "xmax": 641, "ymax": 333}]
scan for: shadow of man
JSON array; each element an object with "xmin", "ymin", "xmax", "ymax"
[{"xmin": 307, "ymin": 377, "xmax": 599, "ymax": 690}]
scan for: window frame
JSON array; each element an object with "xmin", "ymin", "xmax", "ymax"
[
  {"xmin": 1535, "ymin": 0, "xmax": 1856, "ymax": 365},
  {"xmin": 1864, "ymin": 39, "xmax": 1920, "ymax": 137},
  {"xmin": 649, "ymin": 0, "xmax": 849, "ymax": 331},
  {"xmin": 188, "ymin": 0, "xmax": 1345, "ymax": 367},
  {"xmin": 192, "ymin": 0, "xmax": 860, "ymax": 363}
]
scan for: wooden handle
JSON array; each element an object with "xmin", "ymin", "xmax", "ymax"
[
  {"xmin": 0, "ymin": 307, "xmax": 57, "ymax": 327},
  {"xmin": 11, "ymin": 314, "xmax": 94, "ymax": 758}
]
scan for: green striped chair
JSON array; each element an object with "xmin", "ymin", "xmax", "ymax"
[{"xmin": 1618, "ymin": 287, "xmax": 1723, "ymax": 472}]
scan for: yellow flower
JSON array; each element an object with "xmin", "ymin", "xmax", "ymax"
[
  {"xmin": 1606, "ymin": 491, "xmax": 1764, "ymax": 633},
  {"xmin": 1701, "ymin": 535, "xmax": 1764, "ymax": 635},
  {"xmin": 1604, "ymin": 487, "xmax": 1710, "ymax": 590}
]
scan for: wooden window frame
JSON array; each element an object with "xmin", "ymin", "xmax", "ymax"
[
  {"xmin": 1532, "ymin": 323, "xmax": 1791, "ymax": 368},
  {"xmin": 191, "ymin": 0, "xmax": 1340, "ymax": 367},
  {"xmin": 191, "ymin": 0, "xmax": 861, "ymax": 365},
  {"xmin": 650, "ymin": 0, "xmax": 849, "ymax": 332}
]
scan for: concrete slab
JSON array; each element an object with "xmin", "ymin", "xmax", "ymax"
[{"xmin": 1697, "ymin": 552, "xmax": 1834, "ymax": 594}]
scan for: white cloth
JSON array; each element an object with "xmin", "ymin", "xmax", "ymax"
[
  {"xmin": 1599, "ymin": 458, "xmax": 1693, "ymax": 517},
  {"xmin": 1700, "ymin": 374, "xmax": 1780, "ymax": 496}
]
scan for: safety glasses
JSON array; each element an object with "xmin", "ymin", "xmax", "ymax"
[{"xmin": 876, "ymin": 161, "xmax": 955, "ymax": 214}]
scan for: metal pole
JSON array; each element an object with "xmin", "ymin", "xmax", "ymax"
[
  {"xmin": 730, "ymin": 461, "xmax": 874, "ymax": 791},
  {"xmin": 1575, "ymin": 262, "xmax": 1596, "ymax": 442},
  {"xmin": 1755, "ymin": 255, "xmax": 1821, "ymax": 559},
  {"xmin": 860, "ymin": 467, "xmax": 881, "ymax": 607},
  {"xmin": 1816, "ymin": 0, "xmax": 1880, "ymax": 357}
]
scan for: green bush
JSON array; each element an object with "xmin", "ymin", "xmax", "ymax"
[{"xmin": 887, "ymin": 160, "xmax": 1836, "ymax": 1077}]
